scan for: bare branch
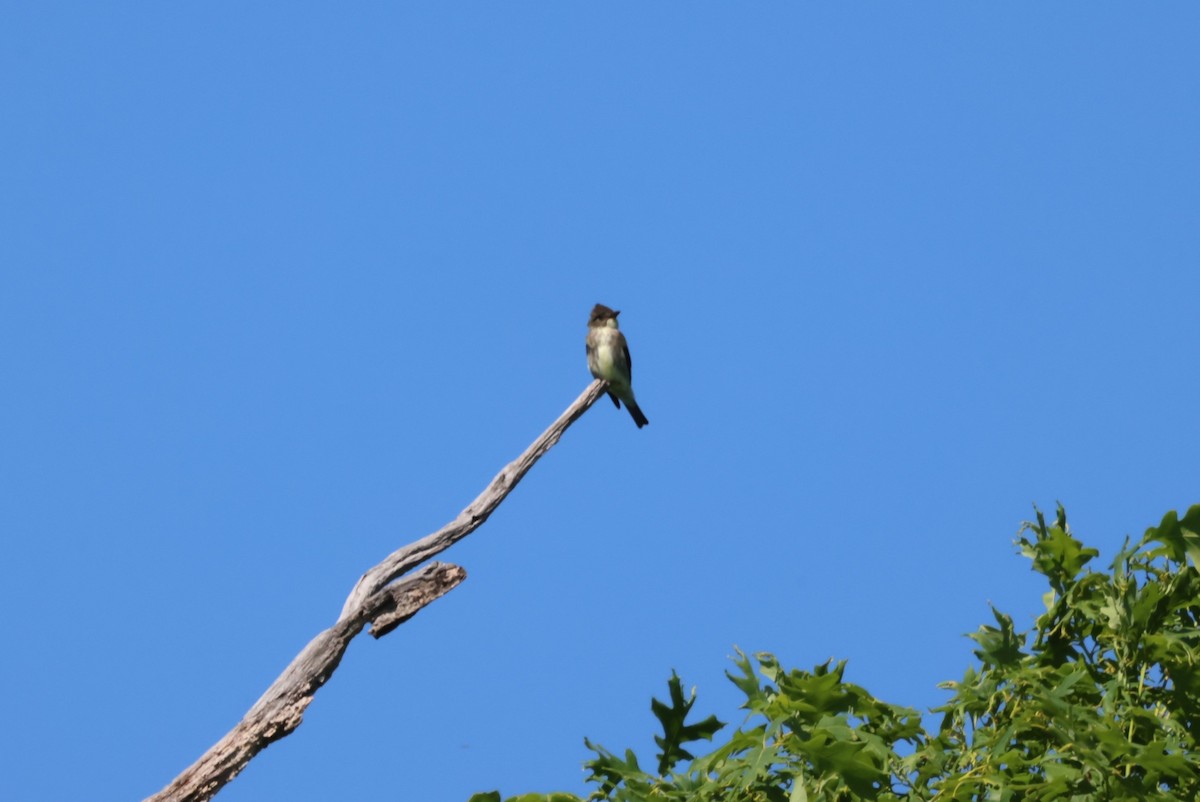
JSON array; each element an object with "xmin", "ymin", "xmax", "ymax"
[
  {"xmin": 339, "ymin": 379, "xmax": 608, "ymax": 618},
  {"xmin": 144, "ymin": 381, "xmax": 608, "ymax": 802}
]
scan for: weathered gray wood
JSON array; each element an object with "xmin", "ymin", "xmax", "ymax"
[
  {"xmin": 340, "ymin": 380, "xmax": 609, "ymax": 619},
  {"xmin": 144, "ymin": 381, "xmax": 608, "ymax": 802}
]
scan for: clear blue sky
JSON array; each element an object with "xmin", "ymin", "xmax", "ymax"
[{"xmin": 2, "ymin": 5, "xmax": 1197, "ymax": 801}]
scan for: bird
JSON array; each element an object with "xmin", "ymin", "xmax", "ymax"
[{"xmin": 586, "ymin": 303, "xmax": 649, "ymax": 429}]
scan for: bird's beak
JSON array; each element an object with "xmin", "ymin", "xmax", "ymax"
[{"xmin": 614, "ymin": 310, "xmax": 621, "ymax": 317}]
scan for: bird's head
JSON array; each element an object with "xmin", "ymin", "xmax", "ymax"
[{"xmin": 589, "ymin": 303, "xmax": 620, "ymax": 329}]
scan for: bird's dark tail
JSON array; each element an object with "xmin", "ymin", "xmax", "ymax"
[{"xmin": 626, "ymin": 400, "xmax": 649, "ymax": 429}]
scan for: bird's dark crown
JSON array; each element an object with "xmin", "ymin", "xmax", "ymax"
[{"xmin": 589, "ymin": 303, "xmax": 619, "ymax": 325}]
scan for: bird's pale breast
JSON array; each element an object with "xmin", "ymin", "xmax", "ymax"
[{"xmin": 588, "ymin": 328, "xmax": 625, "ymax": 383}]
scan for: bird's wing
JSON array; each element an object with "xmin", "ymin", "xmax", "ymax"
[{"xmin": 620, "ymin": 333, "xmax": 632, "ymax": 382}]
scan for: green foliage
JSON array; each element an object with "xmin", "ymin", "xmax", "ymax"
[
  {"xmin": 651, "ymin": 672, "xmax": 726, "ymax": 775},
  {"xmin": 476, "ymin": 505, "xmax": 1200, "ymax": 802}
]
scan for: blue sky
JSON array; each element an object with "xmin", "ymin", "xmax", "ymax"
[{"xmin": 2, "ymin": 4, "xmax": 1198, "ymax": 801}]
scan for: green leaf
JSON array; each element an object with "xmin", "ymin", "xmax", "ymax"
[
  {"xmin": 1018, "ymin": 504, "xmax": 1098, "ymax": 592},
  {"xmin": 726, "ymin": 647, "xmax": 769, "ymax": 711},
  {"xmin": 582, "ymin": 738, "xmax": 651, "ymax": 796},
  {"xmin": 788, "ymin": 771, "xmax": 808, "ymax": 802},
  {"xmin": 1145, "ymin": 505, "xmax": 1200, "ymax": 568},
  {"xmin": 650, "ymin": 673, "xmax": 726, "ymax": 776},
  {"xmin": 719, "ymin": 721, "xmax": 784, "ymax": 791},
  {"xmin": 968, "ymin": 607, "xmax": 1025, "ymax": 667},
  {"xmin": 771, "ymin": 660, "xmax": 866, "ymax": 725},
  {"xmin": 793, "ymin": 732, "xmax": 885, "ymax": 796}
]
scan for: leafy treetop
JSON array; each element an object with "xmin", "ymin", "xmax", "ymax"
[{"xmin": 471, "ymin": 504, "xmax": 1200, "ymax": 802}]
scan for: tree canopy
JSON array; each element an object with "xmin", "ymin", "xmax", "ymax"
[{"xmin": 473, "ymin": 504, "xmax": 1200, "ymax": 802}]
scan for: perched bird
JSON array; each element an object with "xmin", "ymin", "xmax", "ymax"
[{"xmin": 586, "ymin": 303, "xmax": 649, "ymax": 429}]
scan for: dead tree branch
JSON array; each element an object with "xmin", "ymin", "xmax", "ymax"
[{"xmin": 145, "ymin": 380, "xmax": 610, "ymax": 802}]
